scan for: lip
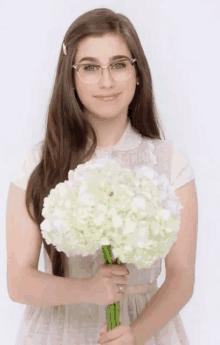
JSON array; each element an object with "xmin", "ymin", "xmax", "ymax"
[
  {"xmin": 95, "ymin": 93, "xmax": 121, "ymax": 101},
  {"xmin": 95, "ymin": 92, "xmax": 121, "ymax": 98}
]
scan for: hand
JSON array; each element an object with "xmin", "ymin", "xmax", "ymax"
[
  {"xmin": 87, "ymin": 262, "xmax": 130, "ymax": 306},
  {"xmin": 98, "ymin": 321, "xmax": 136, "ymax": 345}
]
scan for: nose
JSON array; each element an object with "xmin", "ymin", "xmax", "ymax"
[{"xmin": 99, "ymin": 66, "xmax": 114, "ymax": 86}]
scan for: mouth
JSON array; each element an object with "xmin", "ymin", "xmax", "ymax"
[{"xmin": 95, "ymin": 93, "xmax": 121, "ymax": 102}]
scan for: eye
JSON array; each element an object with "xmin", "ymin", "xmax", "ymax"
[
  {"xmin": 112, "ymin": 62, "xmax": 126, "ymax": 69},
  {"xmin": 83, "ymin": 65, "xmax": 99, "ymax": 71}
]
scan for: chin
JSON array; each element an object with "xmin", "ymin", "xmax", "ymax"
[{"xmin": 86, "ymin": 106, "xmax": 121, "ymax": 117}]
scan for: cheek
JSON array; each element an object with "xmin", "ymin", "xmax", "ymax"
[
  {"xmin": 124, "ymin": 86, "xmax": 137, "ymax": 104},
  {"xmin": 76, "ymin": 84, "xmax": 93, "ymax": 103}
]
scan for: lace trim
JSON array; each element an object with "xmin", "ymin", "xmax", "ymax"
[{"xmin": 148, "ymin": 139, "xmax": 157, "ymax": 166}]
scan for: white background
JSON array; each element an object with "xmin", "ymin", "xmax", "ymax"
[{"xmin": 1, "ymin": 1, "xmax": 219, "ymax": 344}]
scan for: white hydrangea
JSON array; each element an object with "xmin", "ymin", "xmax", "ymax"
[{"xmin": 40, "ymin": 157, "xmax": 182, "ymax": 269}]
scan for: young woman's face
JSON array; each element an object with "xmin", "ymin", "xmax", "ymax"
[{"xmin": 74, "ymin": 34, "xmax": 139, "ymax": 121}]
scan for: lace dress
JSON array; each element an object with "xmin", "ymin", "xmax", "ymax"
[{"xmin": 11, "ymin": 119, "xmax": 195, "ymax": 344}]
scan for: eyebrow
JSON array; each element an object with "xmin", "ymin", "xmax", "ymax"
[{"xmin": 78, "ymin": 55, "xmax": 130, "ymax": 64}]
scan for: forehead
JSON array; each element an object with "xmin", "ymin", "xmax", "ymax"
[{"xmin": 75, "ymin": 34, "xmax": 131, "ymax": 63}]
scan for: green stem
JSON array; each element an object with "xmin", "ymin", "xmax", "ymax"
[{"xmin": 102, "ymin": 245, "xmax": 121, "ymax": 330}]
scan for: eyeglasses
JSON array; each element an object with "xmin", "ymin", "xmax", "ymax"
[{"xmin": 72, "ymin": 57, "xmax": 137, "ymax": 84}]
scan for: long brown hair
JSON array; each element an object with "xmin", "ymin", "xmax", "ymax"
[{"xmin": 26, "ymin": 8, "xmax": 165, "ymax": 285}]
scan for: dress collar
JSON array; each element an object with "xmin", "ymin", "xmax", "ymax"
[{"xmin": 88, "ymin": 118, "xmax": 142, "ymax": 155}]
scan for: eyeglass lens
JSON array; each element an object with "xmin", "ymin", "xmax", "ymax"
[{"xmin": 78, "ymin": 60, "xmax": 134, "ymax": 83}]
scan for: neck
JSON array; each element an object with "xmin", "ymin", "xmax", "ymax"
[{"xmin": 87, "ymin": 115, "xmax": 129, "ymax": 149}]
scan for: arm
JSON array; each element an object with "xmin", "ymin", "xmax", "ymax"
[
  {"xmin": 130, "ymin": 274, "xmax": 193, "ymax": 343},
  {"xmin": 131, "ymin": 180, "xmax": 198, "ymax": 343},
  {"xmin": 12, "ymin": 267, "xmax": 91, "ymax": 308},
  {"xmin": 6, "ymin": 183, "xmax": 92, "ymax": 309}
]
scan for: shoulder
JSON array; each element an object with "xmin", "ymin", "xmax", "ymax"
[
  {"xmin": 10, "ymin": 140, "xmax": 44, "ymax": 190},
  {"xmin": 31, "ymin": 141, "xmax": 44, "ymax": 162},
  {"xmin": 141, "ymin": 137, "xmax": 174, "ymax": 164},
  {"xmin": 142, "ymin": 137, "xmax": 191, "ymax": 159},
  {"xmin": 141, "ymin": 136, "xmax": 173, "ymax": 150}
]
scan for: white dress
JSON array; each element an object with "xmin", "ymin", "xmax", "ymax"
[{"xmin": 11, "ymin": 119, "xmax": 195, "ymax": 344}]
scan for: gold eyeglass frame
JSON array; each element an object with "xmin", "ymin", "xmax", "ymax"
[{"xmin": 72, "ymin": 57, "xmax": 137, "ymax": 84}]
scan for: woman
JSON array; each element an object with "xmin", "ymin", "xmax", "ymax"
[{"xmin": 7, "ymin": 7, "xmax": 197, "ymax": 345}]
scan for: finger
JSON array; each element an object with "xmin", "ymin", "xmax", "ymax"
[
  {"xmin": 102, "ymin": 270, "xmax": 129, "ymax": 279},
  {"xmin": 102, "ymin": 263, "xmax": 126, "ymax": 270},
  {"xmin": 99, "ymin": 322, "xmax": 107, "ymax": 335},
  {"xmin": 112, "ymin": 276, "xmax": 128, "ymax": 285},
  {"xmin": 106, "ymin": 269, "xmax": 130, "ymax": 277},
  {"xmin": 103, "ymin": 263, "xmax": 129, "ymax": 274},
  {"xmin": 100, "ymin": 323, "xmax": 128, "ymax": 341}
]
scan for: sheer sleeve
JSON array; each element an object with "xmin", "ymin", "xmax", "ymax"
[
  {"xmin": 10, "ymin": 141, "xmax": 43, "ymax": 190},
  {"xmin": 171, "ymin": 143, "xmax": 195, "ymax": 190}
]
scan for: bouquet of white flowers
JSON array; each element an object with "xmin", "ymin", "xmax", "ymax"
[{"xmin": 40, "ymin": 156, "xmax": 182, "ymax": 330}]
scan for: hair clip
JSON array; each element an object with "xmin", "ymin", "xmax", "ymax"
[{"xmin": 63, "ymin": 43, "xmax": 67, "ymax": 56}]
